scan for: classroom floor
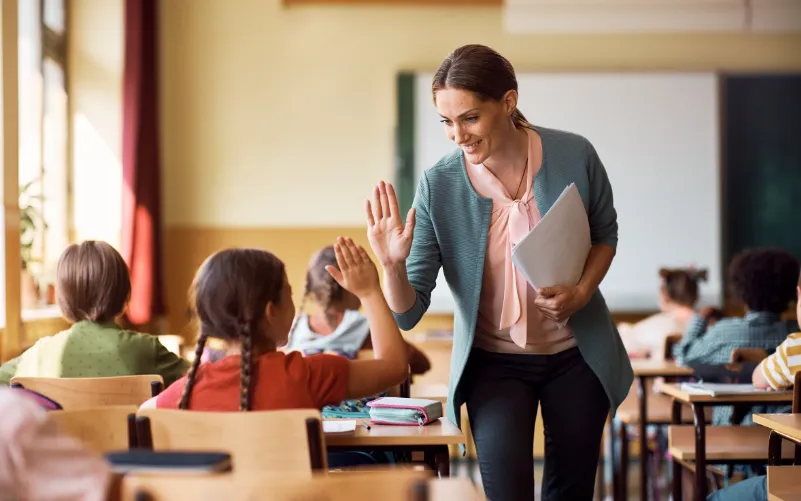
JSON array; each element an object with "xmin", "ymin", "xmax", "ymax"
[{"xmin": 450, "ymin": 458, "xmax": 670, "ymax": 501}]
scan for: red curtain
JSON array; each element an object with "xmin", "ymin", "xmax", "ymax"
[{"xmin": 122, "ymin": 0, "xmax": 165, "ymax": 327}]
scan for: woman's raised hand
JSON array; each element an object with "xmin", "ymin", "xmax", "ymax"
[{"xmin": 365, "ymin": 181, "xmax": 415, "ymax": 268}]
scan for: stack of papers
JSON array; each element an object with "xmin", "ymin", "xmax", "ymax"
[{"xmin": 511, "ymin": 183, "xmax": 591, "ymax": 328}]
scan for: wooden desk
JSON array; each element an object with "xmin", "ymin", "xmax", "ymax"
[
  {"xmin": 660, "ymin": 383, "xmax": 794, "ymax": 501},
  {"xmin": 753, "ymin": 413, "xmax": 801, "ymax": 465},
  {"xmin": 325, "ymin": 418, "xmax": 465, "ymax": 477},
  {"xmin": 429, "ymin": 478, "xmax": 482, "ymax": 500},
  {"xmin": 616, "ymin": 361, "xmax": 694, "ymax": 501},
  {"xmin": 767, "ymin": 466, "xmax": 801, "ymax": 501}
]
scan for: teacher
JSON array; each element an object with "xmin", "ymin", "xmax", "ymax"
[{"xmin": 365, "ymin": 44, "xmax": 633, "ymax": 500}]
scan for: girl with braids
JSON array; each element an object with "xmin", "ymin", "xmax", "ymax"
[
  {"xmin": 286, "ymin": 245, "xmax": 431, "ymax": 375},
  {"xmin": 143, "ymin": 237, "xmax": 409, "ymax": 412}
]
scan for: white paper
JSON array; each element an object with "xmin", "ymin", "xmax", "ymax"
[
  {"xmin": 322, "ymin": 420, "xmax": 357, "ymax": 433},
  {"xmin": 511, "ymin": 183, "xmax": 591, "ymax": 328},
  {"xmin": 679, "ymin": 383, "xmax": 774, "ymax": 396}
]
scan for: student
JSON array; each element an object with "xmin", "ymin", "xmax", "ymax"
[
  {"xmin": 0, "ymin": 241, "xmax": 189, "ymax": 386},
  {"xmin": 619, "ymin": 268, "xmax": 706, "ymax": 360},
  {"xmin": 705, "ymin": 273, "xmax": 801, "ymax": 501},
  {"xmin": 673, "ymin": 248, "xmax": 799, "ymax": 424},
  {"xmin": 0, "ymin": 387, "xmax": 114, "ymax": 501},
  {"xmin": 286, "ymin": 245, "xmax": 431, "ymax": 375},
  {"xmin": 145, "ymin": 237, "xmax": 409, "ymax": 411}
]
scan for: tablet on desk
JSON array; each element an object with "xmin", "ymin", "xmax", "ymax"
[{"xmin": 105, "ymin": 450, "xmax": 232, "ymax": 474}]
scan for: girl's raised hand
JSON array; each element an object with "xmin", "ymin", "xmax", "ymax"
[{"xmin": 326, "ymin": 237, "xmax": 380, "ymax": 299}]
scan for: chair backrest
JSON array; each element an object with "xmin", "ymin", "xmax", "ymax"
[
  {"xmin": 122, "ymin": 469, "xmax": 433, "ymax": 501},
  {"xmin": 10, "ymin": 375, "xmax": 164, "ymax": 409},
  {"xmin": 49, "ymin": 405, "xmax": 138, "ymax": 453},
  {"xmin": 663, "ymin": 333, "xmax": 683, "ymax": 362},
  {"xmin": 136, "ymin": 408, "xmax": 326, "ymax": 474},
  {"xmin": 793, "ymin": 371, "xmax": 801, "ymax": 413},
  {"xmin": 729, "ymin": 348, "xmax": 768, "ymax": 364}
]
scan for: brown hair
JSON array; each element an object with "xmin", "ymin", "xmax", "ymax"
[
  {"xmin": 432, "ymin": 44, "xmax": 531, "ymax": 129},
  {"xmin": 297, "ymin": 246, "xmax": 344, "ymax": 327},
  {"xmin": 56, "ymin": 241, "xmax": 131, "ymax": 324},
  {"xmin": 179, "ymin": 248, "xmax": 286, "ymax": 411},
  {"xmin": 658, "ymin": 268, "xmax": 706, "ymax": 307}
]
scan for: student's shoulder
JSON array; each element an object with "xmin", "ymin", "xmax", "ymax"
[{"xmin": 279, "ymin": 351, "xmax": 348, "ymax": 377}]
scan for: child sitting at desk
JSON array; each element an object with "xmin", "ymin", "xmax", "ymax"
[
  {"xmin": 705, "ymin": 272, "xmax": 801, "ymax": 501},
  {"xmin": 286, "ymin": 245, "xmax": 430, "ymax": 375},
  {"xmin": 0, "ymin": 241, "xmax": 189, "ymax": 387},
  {"xmin": 145, "ymin": 237, "xmax": 409, "ymax": 413},
  {"xmin": 619, "ymin": 267, "xmax": 705, "ymax": 360}
]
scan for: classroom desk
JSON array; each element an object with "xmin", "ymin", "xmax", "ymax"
[
  {"xmin": 428, "ymin": 477, "xmax": 482, "ymax": 500},
  {"xmin": 615, "ymin": 361, "xmax": 694, "ymax": 501},
  {"xmin": 324, "ymin": 418, "xmax": 465, "ymax": 478},
  {"xmin": 660, "ymin": 383, "xmax": 794, "ymax": 501},
  {"xmin": 767, "ymin": 466, "xmax": 801, "ymax": 501},
  {"xmin": 753, "ymin": 413, "xmax": 801, "ymax": 465}
]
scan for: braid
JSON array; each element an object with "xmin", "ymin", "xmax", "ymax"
[
  {"xmin": 239, "ymin": 322, "xmax": 253, "ymax": 411},
  {"xmin": 178, "ymin": 331, "xmax": 208, "ymax": 410}
]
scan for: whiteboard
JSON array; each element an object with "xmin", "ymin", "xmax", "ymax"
[{"xmin": 412, "ymin": 72, "xmax": 722, "ymax": 313}]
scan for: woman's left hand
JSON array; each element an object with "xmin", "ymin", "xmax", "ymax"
[{"xmin": 533, "ymin": 285, "xmax": 590, "ymax": 324}]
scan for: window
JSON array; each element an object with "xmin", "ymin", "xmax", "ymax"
[{"xmin": 18, "ymin": 0, "xmax": 68, "ymax": 312}]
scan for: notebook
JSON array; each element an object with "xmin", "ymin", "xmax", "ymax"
[
  {"xmin": 679, "ymin": 382, "xmax": 787, "ymax": 396},
  {"xmin": 104, "ymin": 450, "xmax": 232, "ymax": 474},
  {"xmin": 323, "ymin": 420, "xmax": 357, "ymax": 433}
]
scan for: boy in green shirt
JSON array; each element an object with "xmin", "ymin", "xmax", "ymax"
[{"xmin": 0, "ymin": 241, "xmax": 188, "ymax": 386}]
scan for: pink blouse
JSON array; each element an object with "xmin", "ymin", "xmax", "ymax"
[{"xmin": 467, "ymin": 128, "xmax": 576, "ymax": 354}]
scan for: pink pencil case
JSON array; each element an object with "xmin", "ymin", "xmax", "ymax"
[{"xmin": 366, "ymin": 397, "xmax": 443, "ymax": 426}]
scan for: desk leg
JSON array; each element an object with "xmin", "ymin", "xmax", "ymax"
[
  {"xmin": 637, "ymin": 375, "xmax": 649, "ymax": 501},
  {"xmin": 620, "ymin": 420, "xmax": 629, "ymax": 501},
  {"xmin": 424, "ymin": 446, "xmax": 450, "ymax": 478},
  {"xmin": 671, "ymin": 399, "xmax": 682, "ymax": 501},
  {"xmin": 692, "ymin": 404, "xmax": 707, "ymax": 501},
  {"xmin": 768, "ymin": 431, "xmax": 783, "ymax": 466}
]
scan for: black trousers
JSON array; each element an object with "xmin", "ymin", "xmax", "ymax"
[{"xmin": 461, "ymin": 346, "xmax": 609, "ymax": 501}]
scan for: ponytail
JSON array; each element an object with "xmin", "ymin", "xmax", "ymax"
[{"xmin": 511, "ymin": 108, "xmax": 531, "ymax": 129}]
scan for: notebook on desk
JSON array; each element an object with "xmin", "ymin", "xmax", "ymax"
[
  {"xmin": 105, "ymin": 450, "xmax": 232, "ymax": 474},
  {"xmin": 679, "ymin": 382, "xmax": 778, "ymax": 396}
]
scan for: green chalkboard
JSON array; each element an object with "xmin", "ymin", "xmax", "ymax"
[{"xmin": 723, "ymin": 75, "xmax": 801, "ymax": 268}]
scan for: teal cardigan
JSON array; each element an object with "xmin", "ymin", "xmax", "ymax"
[{"xmin": 394, "ymin": 126, "xmax": 633, "ymax": 430}]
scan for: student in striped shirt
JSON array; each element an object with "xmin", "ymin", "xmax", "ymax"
[{"xmin": 707, "ymin": 273, "xmax": 800, "ymax": 501}]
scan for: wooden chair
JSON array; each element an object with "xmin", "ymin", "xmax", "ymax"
[
  {"xmin": 10, "ymin": 375, "xmax": 163, "ymax": 409},
  {"xmin": 49, "ymin": 405, "xmax": 138, "ymax": 453},
  {"xmin": 729, "ymin": 348, "xmax": 768, "ymax": 364},
  {"xmin": 121, "ymin": 469, "xmax": 437, "ymax": 501},
  {"xmin": 135, "ymin": 408, "xmax": 327, "ymax": 474},
  {"xmin": 663, "ymin": 333, "xmax": 683, "ymax": 361}
]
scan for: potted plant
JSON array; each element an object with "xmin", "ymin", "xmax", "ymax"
[{"xmin": 20, "ymin": 178, "xmax": 47, "ymax": 309}]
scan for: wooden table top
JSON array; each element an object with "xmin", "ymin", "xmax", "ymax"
[
  {"xmin": 767, "ymin": 466, "xmax": 801, "ymax": 501},
  {"xmin": 324, "ymin": 417, "xmax": 466, "ymax": 447},
  {"xmin": 630, "ymin": 360, "xmax": 694, "ymax": 377},
  {"xmin": 660, "ymin": 383, "xmax": 794, "ymax": 404},
  {"xmin": 429, "ymin": 478, "xmax": 482, "ymax": 500},
  {"xmin": 754, "ymin": 413, "xmax": 801, "ymax": 443},
  {"xmin": 668, "ymin": 425, "xmax": 797, "ymax": 461}
]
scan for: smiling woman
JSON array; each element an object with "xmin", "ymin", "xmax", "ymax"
[{"xmin": 365, "ymin": 44, "xmax": 632, "ymax": 501}]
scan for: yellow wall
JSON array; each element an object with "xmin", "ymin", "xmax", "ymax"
[
  {"xmin": 159, "ymin": 0, "xmax": 801, "ymax": 227},
  {"xmin": 68, "ymin": 0, "xmax": 123, "ymax": 248}
]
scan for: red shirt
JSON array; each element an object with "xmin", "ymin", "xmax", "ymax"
[{"xmin": 156, "ymin": 351, "xmax": 349, "ymax": 411}]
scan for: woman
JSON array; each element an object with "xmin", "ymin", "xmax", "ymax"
[{"xmin": 365, "ymin": 44, "xmax": 632, "ymax": 501}]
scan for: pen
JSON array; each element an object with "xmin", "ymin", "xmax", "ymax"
[{"xmin": 361, "ymin": 422, "xmax": 371, "ymax": 431}]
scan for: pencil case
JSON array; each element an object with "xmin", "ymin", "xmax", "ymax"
[{"xmin": 366, "ymin": 397, "xmax": 443, "ymax": 426}]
